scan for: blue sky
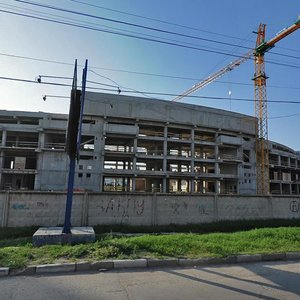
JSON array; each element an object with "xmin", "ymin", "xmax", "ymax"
[{"xmin": 1, "ymin": 0, "xmax": 300, "ymax": 149}]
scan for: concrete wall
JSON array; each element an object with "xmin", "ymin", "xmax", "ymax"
[
  {"xmin": 0, "ymin": 192, "xmax": 300, "ymax": 227},
  {"xmin": 84, "ymin": 92, "xmax": 256, "ymax": 135}
]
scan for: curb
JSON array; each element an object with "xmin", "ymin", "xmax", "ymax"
[{"xmin": 1, "ymin": 252, "xmax": 300, "ymax": 277}]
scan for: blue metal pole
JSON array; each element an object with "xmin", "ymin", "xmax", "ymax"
[{"xmin": 62, "ymin": 157, "xmax": 76, "ymax": 234}]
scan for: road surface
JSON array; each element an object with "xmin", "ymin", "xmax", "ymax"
[{"xmin": 1, "ymin": 260, "xmax": 300, "ymax": 299}]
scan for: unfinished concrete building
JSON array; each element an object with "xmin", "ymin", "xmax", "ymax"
[
  {"xmin": 269, "ymin": 141, "xmax": 300, "ymax": 195},
  {"xmin": 0, "ymin": 92, "xmax": 298, "ymax": 195}
]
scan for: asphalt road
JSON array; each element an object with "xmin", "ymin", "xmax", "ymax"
[{"xmin": 1, "ymin": 261, "xmax": 300, "ymax": 300}]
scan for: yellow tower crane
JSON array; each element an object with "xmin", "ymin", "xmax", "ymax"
[{"xmin": 173, "ymin": 17, "xmax": 300, "ymax": 194}]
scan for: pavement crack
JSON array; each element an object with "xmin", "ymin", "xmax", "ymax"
[{"xmin": 117, "ymin": 274, "xmax": 132, "ymax": 300}]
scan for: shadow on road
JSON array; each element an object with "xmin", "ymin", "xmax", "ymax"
[
  {"xmin": 165, "ymin": 261, "xmax": 300, "ymax": 300},
  {"xmin": 199, "ymin": 260, "xmax": 300, "ymax": 298}
]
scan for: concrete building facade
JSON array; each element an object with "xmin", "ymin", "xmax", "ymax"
[
  {"xmin": 269, "ymin": 141, "xmax": 300, "ymax": 195},
  {"xmin": 0, "ymin": 92, "xmax": 298, "ymax": 195}
]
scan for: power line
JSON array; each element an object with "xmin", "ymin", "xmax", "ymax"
[
  {"xmin": 42, "ymin": 95, "xmax": 69, "ymax": 101},
  {"xmin": 38, "ymin": 75, "xmax": 71, "ymax": 80},
  {"xmin": 0, "ymin": 76, "xmax": 71, "ymax": 87},
  {"xmin": 0, "ymin": 52, "xmax": 74, "ymax": 66},
  {"xmin": 1, "ymin": 75, "xmax": 300, "ymax": 104},
  {"xmin": 67, "ymin": 0, "xmax": 300, "ymax": 57},
  {"xmin": 66, "ymin": 0, "xmax": 254, "ymax": 42},
  {"xmin": 1, "ymin": 3, "xmax": 237, "ymax": 56},
  {"xmin": 89, "ymin": 70, "xmax": 153, "ymax": 98},
  {"xmin": 14, "ymin": 0, "xmax": 300, "ymax": 62},
  {"xmin": 1, "ymin": 51, "xmax": 300, "ymax": 92},
  {"xmin": 269, "ymin": 113, "xmax": 300, "ymax": 119},
  {"xmin": 40, "ymin": 72, "xmax": 300, "ymax": 92},
  {"xmin": 15, "ymin": 0, "xmax": 253, "ymax": 51},
  {"xmin": 2, "ymin": 7, "xmax": 300, "ymax": 70},
  {"xmin": 0, "ymin": 8, "xmax": 254, "ymax": 59}
]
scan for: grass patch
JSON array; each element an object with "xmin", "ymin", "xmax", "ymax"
[{"xmin": 1, "ymin": 226, "xmax": 300, "ymax": 269}]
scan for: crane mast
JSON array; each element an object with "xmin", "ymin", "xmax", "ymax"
[
  {"xmin": 253, "ymin": 24, "xmax": 269, "ymax": 194},
  {"xmin": 253, "ymin": 19, "xmax": 300, "ymax": 194},
  {"xmin": 173, "ymin": 17, "xmax": 300, "ymax": 194}
]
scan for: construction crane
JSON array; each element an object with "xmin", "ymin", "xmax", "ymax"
[
  {"xmin": 172, "ymin": 49, "xmax": 253, "ymax": 102},
  {"xmin": 173, "ymin": 17, "xmax": 300, "ymax": 194}
]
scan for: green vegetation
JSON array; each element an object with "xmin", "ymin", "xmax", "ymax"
[{"xmin": 1, "ymin": 225, "xmax": 300, "ymax": 270}]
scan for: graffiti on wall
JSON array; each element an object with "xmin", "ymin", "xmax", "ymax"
[
  {"xmin": 198, "ymin": 204, "xmax": 209, "ymax": 215},
  {"xmin": 12, "ymin": 203, "xmax": 29, "ymax": 210},
  {"xmin": 12, "ymin": 200, "xmax": 49, "ymax": 210},
  {"xmin": 37, "ymin": 201, "xmax": 49, "ymax": 208},
  {"xmin": 168, "ymin": 199, "xmax": 211, "ymax": 216},
  {"xmin": 224, "ymin": 203, "xmax": 267, "ymax": 217},
  {"xmin": 290, "ymin": 201, "xmax": 300, "ymax": 213},
  {"xmin": 98, "ymin": 198, "xmax": 145, "ymax": 218},
  {"xmin": 170, "ymin": 201, "xmax": 189, "ymax": 215}
]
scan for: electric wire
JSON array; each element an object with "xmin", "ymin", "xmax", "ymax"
[
  {"xmin": 67, "ymin": 0, "xmax": 300, "ymax": 56},
  {"xmin": 2, "ymin": 7, "xmax": 300, "ymax": 70},
  {"xmin": 1, "ymin": 6, "xmax": 300, "ymax": 99},
  {"xmin": 38, "ymin": 72, "xmax": 300, "ymax": 95},
  {"xmin": 36, "ymin": 72, "xmax": 300, "ymax": 92},
  {"xmin": 1, "ymin": 75, "xmax": 300, "ymax": 104},
  {"xmin": 89, "ymin": 70, "xmax": 154, "ymax": 98},
  {"xmin": 3, "ymin": 51, "xmax": 300, "ymax": 89},
  {"xmin": 0, "ymin": 3, "xmax": 236, "ymax": 55},
  {"xmin": 15, "ymin": 0, "xmax": 254, "ymax": 50},
  {"xmin": 269, "ymin": 113, "xmax": 300, "ymax": 119},
  {"xmin": 0, "ymin": 8, "xmax": 254, "ymax": 60},
  {"xmin": 14, "ymin": 0, "xmax": 300, "ymax": 62},
  {"xmin": 1, "ymin": 4, "xmax": 299, "ymax": 122},
  {"xmin": 66, "ymin": 0, "xmax": 255, "ymax": 42}
]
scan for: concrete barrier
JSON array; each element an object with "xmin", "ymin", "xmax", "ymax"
[{"xmin": 0, "ymin": 191, "xmax": 299, "ymax": 227}]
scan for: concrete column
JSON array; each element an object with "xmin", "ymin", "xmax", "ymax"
[
  {"xmin": 163, "ymin": 125, "xmax": 168, "ymax": 193},
  {"xmin": 132, "ymin": 142, "xmax": 137, "ymax": 192},
  {"xmin": 132, "ymin": 176, "xmax": 136, "ymax": 192},
  {"xmin": 163, "ymin": 177, "xmax": 167, "ymax": 193},
  {"xmin": 214, "ymin": 141, "xmax": 220, "ymax": 194},
  {"xmin": 133, "ymin": 136, "xmax": 137, "ymax": 172},
  {"xmin": 100, "ymin": 176, "xmax": 104, "ymax": 192},
  {"xmin": 1, "ymin": 130, "xmax": 7, "ymax": 147},
  {"xmin": 191, "ymin": 128, "xmax": 195, "ymax": 192},
  {"xmin": 214, "ymin": 132, "xmax": 219, "ymax": 177},
  {"xmin": 0, "ymin": 150, "xmax": 4, "ymax": 168},
  {"xmin": 39, "ymin": 132, "xmax": 45, "ymax": 149},
  {"xmin": 0, "ymin": 150, "xmax": 3, "ymax": 189},
  {"xmin": 94, "ymin": 121, "xmax": 105, "ymax": 192},
  {"xmin": 214, "ymin": 180, "xmax": 220, "ymax": 194},
  {"xmin": 163, "ymin": 125, "xmax": 168, "ymax": 164},
  {"xmin": 34, "ymin": 152, "xmax": 41, "ymax": 190},
  {"xmin": 215, "ymin": 145, "xmax": 219, "ymax": 173},
  {"xmin": 126, "ymin": 178, "xmax": 131, "ymax": 192},
  {"xmin": 191, "ymin": 179, "xmax": 195, "ymax": 193}
]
